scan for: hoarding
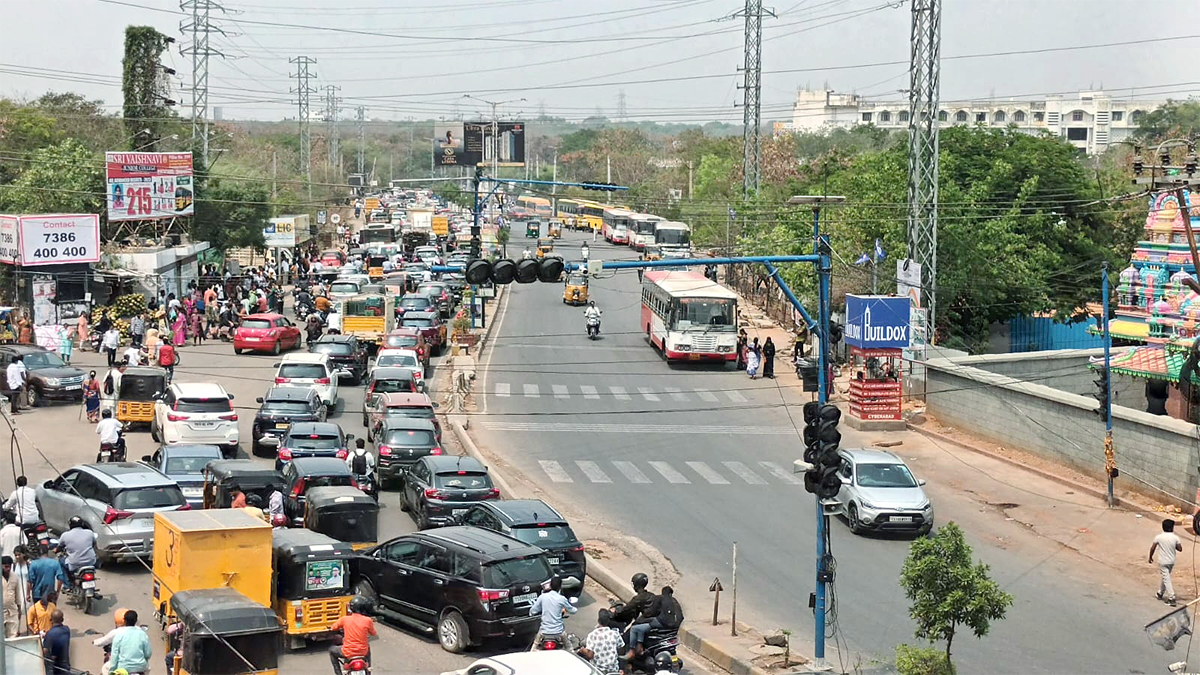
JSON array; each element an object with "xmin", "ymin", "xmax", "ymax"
[
  {"xmin": 105, "ymin": 151, "xmax": 195, "ymax": 222},
  {"xmin": 0, "ymin": 216, "xmax": 18, "ymax": 264},
  {"xmin": 435, "ymin": 123, "xmax": 471, "ymax": 166},
  {"xmin": 263, "ymin": 216, "xmax": 306, "ymax": 248},
  {"xmin": 844, "ymin": 294, "xmax": 911, "ymax": 349},
  {"xmin": 0, "ymin": 214, "xmax": 101, "ymax": 267},
  {"xmin": 896, "ymin": 258, "xmax": 922, "ymax": 308},
  {"xmin": 432, "ymin": 216, "xmax": 449, "ymax": 236},
  {"xmin": 464, "ymin": 121, "xmax": 526, "ymax": 167}
]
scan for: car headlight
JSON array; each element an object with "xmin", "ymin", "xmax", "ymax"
[
  {"xmin": 42, "ymin": 377, "xmax": 61, "ymax": 386},
  {"xmin": 676, "ymin": 344, "xmax": 691, "ymax": 351},
  {"xmin": 857, "ymin": 499, "xmax": 878, "ymax": 510},
  {"xmin": 920, "ymin": 501, "xmax": 932, "ymax": 511}
]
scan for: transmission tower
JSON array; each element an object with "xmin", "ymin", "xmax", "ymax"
[
  {"xmin": 616, "ymin": 90, "xmax": 627, "ymax": 121},
  {"xmin": 290, "ymin": 56, "xmax": 317, "ymax": 198},
  {"xmin": 906, "ymin": 0, "xmax": 942, "ymax": 332},
  {"xmin": 738, "ymin": 0, "xmax": 773, "ymax": 198},
  {"xmin": 324, "ymin": 85, "xmax": 342, "ymax": 173},
  {"xmin": 180, "ymin": 0, "xmax": 226, "ymax": 168},
  {"xmin": 356, "ymin": 106, "xmax": 366, "ymax": 175}
]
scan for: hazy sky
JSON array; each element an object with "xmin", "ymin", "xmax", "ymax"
[{"xmin": 3, "ymin": 0, "xmax": 1199, "ymax": 124}]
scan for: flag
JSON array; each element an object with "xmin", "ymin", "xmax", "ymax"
[
  {"xmin": 853, "ymin": 253, "xmax": 871, "ymax": 266},
  {"xmin": 1146, "ymin": 605, "xmax": 1193, "ymax": 651},
  {"xmin": 874, "ymin": 239, "xmax": 886, "ymax": 262}
]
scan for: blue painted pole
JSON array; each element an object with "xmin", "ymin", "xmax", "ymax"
[
  {"xmin": 1103, "ymin": 262, "xmax": 1114, "ymax": 507},
  {"xmin": 813, "ymin": 204, "xmax": 830, "ymax": 668}
]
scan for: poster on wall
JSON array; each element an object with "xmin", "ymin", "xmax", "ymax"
[
  {"xmin": 31, "ymin": 275, "xmax": 56, "ymax": 327},
  {"xmin": 105, "ymin": 151, "xmax": 195, "ymax": 222},
  {"xmin": 0, "ymin": 216, "xmax": 18, "ymax": 264}
]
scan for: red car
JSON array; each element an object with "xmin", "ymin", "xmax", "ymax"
[
  {"xmin": 399, "ymin": 311, "xmax": 445, "ymax": 356},
  {"xmin": 382, "ymin": 327, "xmax": 431, "ymax": 368},
  {"xmin": 233, "ymin": 313, "xmax": 302, "ymax": 355},
  {"xmin": 320, "ymin": 250, "xmax": 346, "ymax": 268}
]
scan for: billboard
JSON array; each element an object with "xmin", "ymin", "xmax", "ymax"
[
  {"xmin": 105, "ymin": 151, "xmax": 195, "ymax": 221},
  {"xmin": 0, "ymin": 214, "xmax": 101, "ymax": 267},
  {"xmin": 465, "ymin": 121, "xmax": 525, "ymax": 167},
  {"xmin": 435, "ymin": 123, "xmax": 471, "ymax": 166},
  {"xmin": 844, "ymin": 294, "xmax": 911, "ymax": 349}
]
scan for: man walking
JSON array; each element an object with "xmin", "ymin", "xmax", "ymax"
[
  {"xmin": 735, "ymin": 329, "xmax": 747, "ymax": 371},
  {"xmin": 5, "ymin": 355, "xmax": 24, "ymax": 415},
  {"xmin": 101, "ymin": 326, "xmax": 121, "ymax": 368},
  {"xmin": 1150, "ymin": 518, "xmax": 1184, "ymax": 606},
  {"xmin": 762, "ymin": 337, "xmax": 776, "ymax": 379},
  {"xmin": 42, "ymin": 609, "xmax": 70, "ymax": 674},
  {"xmin": 110, "ymin": 609, "xmax": 152, "ymax": 675},
  {"xmin": 129, "ymin": 312, "xmax": 145, "ymax": 348}
]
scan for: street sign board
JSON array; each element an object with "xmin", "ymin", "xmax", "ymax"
[
  {"xmin": 844, "ymin": 294, "xmax": 910, "ymax": 349},
  {"xmin": 331, "ymin": 213, "xmax": 341, "ymax": 225},
  {"xmin": 432, "ymin": 216, "xmax": 449, "ymax": 236},
  {"xmin": 316, "ymin": 210, "xmax": 327, "ymax": 225},
  {"xmin": 896, "ymin": 259, "xmax": 922, "ymax": 308}
]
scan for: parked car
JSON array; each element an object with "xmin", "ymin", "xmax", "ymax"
[
  {"xmin": 382, "ymin": 328, "xmax": 430, "ymax": 369},
  {"xmin": 233, "ymin": 313, "xmax": 302, "ymax": 356},
  {"xmin": 139, "ymin": 444, "xmax": 223, "ymax": 508},
  {"xmin": 400, "ymin": 455, "xmax": 498, "ymax": 529},
  {"xmin": 273, "ymin": 353, "xmax": 338, "ymax": 411},
  {"xmin": 275, "ymin": 421, "xmax": 354, "ymax": 471},
  {"xmin": 150, "ymin": 382, "xmax": 239, "ymax": 457},
  {"xmin": 360, "ymin": 371, "xmax": 421, "ymax": 427},
  {"xmin": 458, "ymin": 500, "xmax": 586, "ymax": 596},
  {"xmin": 353, "ymin": 526, "xmax": 552, "ymax": 653},
  {"xmin": 400, "ymin": 311, "xmax": 446, "ymax": 354},
  {"xmin": 835, "ymin": 448, "xmax": 934, "ymax": 536},
  {"xmin": 251, "ymin": 386, "xmax": 325, "ymax": 457},
  {"xmin": 35, "ymin": 463, "xmax": 188, "ymax": 562},
  {"xmin": 370, "ymin": 348, "xmax": 424, "ymax": 389},
  {"xmin": 0, "ymin": 345, "xmax": 85, "ymax": 407},
  {"xmin": 309, "ymin": 334, "xmax": 368, "ymax": 385},
  {"xmin": 365, "ymin": 391, "xmax": 440, "ymax": 442},
  {"xmin": 281, "ymin": 456, "xmax": 357, "ymax": 524},
  {"xmin": 374, "ymin": 418, "xmax": 442, "ymax": 487}
]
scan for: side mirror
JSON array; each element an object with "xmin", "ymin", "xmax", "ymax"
[
  {"xmin": 141, "ymin": 455, "xmax": 153, "ymax": 463},
  {"xmin": 272, "ymin": 363, "xmax": 281, "ymax": 368},
  {"xmin": 227, "ymin": 394, "xmax": 235, "ymax": 400},
  {"xmin": 346, "ymin": 434, "xmax": 356, "ymax": 441},
  {"xmin": 431, "ymin": 402, "xmax": 440, "ymax": 409},
  {"xmin": 151, "ymin": 391, "xmax": 162, "ymax": 400},
  {"xmin": 918, "ymin": 479, "xmax": 927, "ymax": 486},
  {"xmin": 569, "ymin": 596, "xmax": 579, "ymax": 606},
  {"xmin": 42, "ymin": 480, "xmax": 55, "ymax": 490},
  {"xmin": 255, "ymin": 397, "xmax": 264, "ymax": 404}
]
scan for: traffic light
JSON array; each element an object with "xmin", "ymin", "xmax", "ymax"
[
  {"xmin": 803, "ymin": 402, "xmax": 842, "ymax": 499},
  {"xmin": 1093, "ymin": 366, "xmax": 1110, "ymax": 419},
  {"xmin": 464, "ymin": 258, "xmax": 564, "ymax": 285},
  {"xmin": 581, "ymin": 182, "xmax": 620, "ymax": 192}
]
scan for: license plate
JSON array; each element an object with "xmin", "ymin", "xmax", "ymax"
[
  {"xmin": 64, "ymin": 385, "xmax": 81, "ymax": 390},
  {"xmin": 81, "ymin": 581, "xmax": 95, "ymax": 589},
  {"xmin": 276, "ymin": 423, "xmax": 289, "ymax": 429},
  {"xmin": 890, "ymin": 516, "xmax": 913, "ymax": 523},
  {"xmin": 191, "ymin": 422, "xmax": 215, "ymax": 428},
  {"xmin": 689, "ymin": 354, "xmax": 701, "ymax": 360},
  {"xmin": 512, "ymin": 592, "xmax": 537, "ymax": 604},
  {"xmin": 548, "ymin": 557, "xmax": 561, "ymax": 565},
  {"xmin": 245, "ymin": 337, "xmax": 260, "ymax": 341}
]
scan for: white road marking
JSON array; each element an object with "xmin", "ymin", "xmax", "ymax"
[
  {"xmin": 663, "ymin": 387, "xmax": 689, "ymax": 402},
  {"xmin": 726, "ymin": 389, "xmax": 748, "ymax": 403},
  {"xmin": 638, "ymin": 387, "xmax": 661, "ymax": 401},
  {"xmin": 610, "ymin": 386, "xmax": 632, "ymax": 401},
  {"xmin": 759, "ymin": 461, "xmax": 804, "ymax": 485},
  {"xmin": 480, "ymin": 422, "xmax": 795, "ymax": 435},
  {"xmin": 539, "ymin": 460, "xmax": 573, "ymax": 483},
  {"xmin": 648, "ymin": 461, "xmax": 690, "ymax": 484},
  {"xmin": 494, "ymin": 382, "xmax": 510, "ymax": 397},
  {"xmin": 580, "ymin": 385, "xmax": 600, "ymax": 400},
  {"xmin": 686, "ymin": 461, "xmax": 730, "ymax": 485},
  {"xmin": 523, "ymin": 384, "xmax": 540, "ymax": 398},
  {"xmin": 576, "ymin": 461, "xmax": 612, "ymax": 483},
  {"xmin": 694, "ymin": 389, "xmax": 719, "ymax": 402},
  {"xmin": 552, "ymin": 385, "xmax": 570, "ymax": 400},
  {"xmin": 612, "ymin": 461, "xmax": 652, "ymax": 484},
  {"xmin": 723, "ymin": 461, "xmax": 768, "ymax": 485}
]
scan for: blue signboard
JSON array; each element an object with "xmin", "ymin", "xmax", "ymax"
[{"xmin": 844, "ymin": 294, "xmax": 911, "ymax": 349}]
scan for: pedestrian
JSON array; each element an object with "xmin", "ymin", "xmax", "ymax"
[
  {"xmin": 189, "ymin": 311, "xmax": 203, "ymax": 346},
  {"xmin": 26, "ymin": 590, "xmax": 55, "ymax": 636},
  {"xmin": 27, "ymin": 548, "xmax": 65, "ymax": 604},
  {"xmin": 0, "ymin": 513, "xmax": 22, "ymax": 561},
  {"xmin": 763, "ymin": 337, "xmax": 776, "ymax": 379},
  {"xmin": 56, "ymin": 325, "xmax": 73, "ymax": 365},
  {"xmin": 735, "ymin": 329, "xmax": 747, "ymax": 370},
  {"xmin": 101, "ymin": 326, "xmax": 121, "ymax": 368},
  {"xmin": 129, "ymin": 312, "xmax": 145, "ymax": 348},
  {"xmin": 1, "ymin": 556, "xmax": 18, "ymax": 638},
  {"xmin": 1150, "ymin": 518, "xmax": 1184, "ymax": 606},
  {"xmin": 76, "ymin": 312, "xmax": 90, "ymax": 352},
  {"xmin": 10, "ymin": 547, "xmax": 30, "ymax": 634},
  {"xmin": 746, "ymin": 337, "xmax": 761, "ymax": 379},
  {"xmin": 16, "ymin": 318, "xmax": 31, "ymax": 345},
  {"xmin": 109, "ymin": 609, "xmax": 153, "ymax": 675},
  {"xmin": 170, "ymin": 309, "xmax": 186, "ymax": 347},
  {"xmin": 158, "ymin": 341, "xmax": 177, "ymax": 385},
  {"xmin": 122, "ymin": 343, "xmax": 142, "ymax": 367},
  {"xmin": 6, "ymin": 355, "xmax": 24, "ymax": 414},
  {"xmin": 42, "ymin": 608, "xmax": 70, "ymax": 674},
  {"xmin": 84, "ymin": 371, "xmax": 101, "ymax": 423}
]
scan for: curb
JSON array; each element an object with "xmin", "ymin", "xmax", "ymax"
[
  {"xmin": 472, "ymin": 285, "xmax": 506, "ymax": 355},
  {"xmin": 448, "ymin": 416, "xmax": 776, "ymax": 675}
]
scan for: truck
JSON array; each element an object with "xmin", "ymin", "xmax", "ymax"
[
  {"xmin": 339, "ymin": 294, "xmax": 395, "ymax": 350},
  {"xmin": 407, "ymin": 207, "xmax": 434, "ymax": 232}
]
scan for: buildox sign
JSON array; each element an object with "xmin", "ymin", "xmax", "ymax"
[{"xmin": 844, "ymin": 294, "xmax": 911, "ymax": 349}]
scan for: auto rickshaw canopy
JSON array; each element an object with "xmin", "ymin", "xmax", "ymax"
[
  {"xmin": 171, "ymin": 587, "xmax": 281, "ymax": 637},
  {"xmin": 117, "ymin": 366, "xmax": 168, "ymax": 400},
  {"xmin": 303, "ymin": 486, "xmax": 379, "ymax": 546},
  {"xmin": 203, "ymin": 460, "xmax": 286, "ymax": 509},
  {"xmin": 272, "ymin": 529, "xmax": 355, "ymax": 600}
]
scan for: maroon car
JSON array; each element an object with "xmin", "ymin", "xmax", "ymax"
[{"xmin": 399, "ymin": 311, "xmax": 445, "ymax": 356}]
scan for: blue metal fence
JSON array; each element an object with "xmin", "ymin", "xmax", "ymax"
[{"xmin": 1009, "ymin": 315, "xmax": 1104, "ymax": 353}]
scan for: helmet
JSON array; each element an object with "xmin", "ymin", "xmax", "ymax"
[
  {"xmin": 67, "ymin": 516, "xmax": 85, "ymax": 530},
  {"xmin": 588, "ymin": 300, "xmax": 596, "ymax": 307},
  {"xmin": 348, "ymin": 595, "xmax": 374, "ymax": 616},
  {"xmin": 654, "ymin": 652, "xmax": 673, "ymax": 669},
  {"xmin": 631, "ymin": 572, "xmax": 648, "ymax": 590},
  {"xmin": 270, "ymin": 513, "xmax": 288, "ymax": 528}
]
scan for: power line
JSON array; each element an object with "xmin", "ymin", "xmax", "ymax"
[{"xmin": 180, "ymin": 0, "xmax": 228, "ymax": 168}]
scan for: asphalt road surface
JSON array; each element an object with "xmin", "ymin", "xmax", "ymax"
[{"xmin": 473, "ymin": 229, "xmax": 1169, "ymax": 674}]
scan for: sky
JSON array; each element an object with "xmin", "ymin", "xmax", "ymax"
[{"xmin": 2, "ymin": 0, "xmax": 1199, "ymax": 124}]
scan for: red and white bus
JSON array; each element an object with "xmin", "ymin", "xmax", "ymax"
[
  {"xmin": 602, "ymin": 207, "xmax": 633, "ymax": 244},
  {"xmin": 641, "ymin": 271, "xmax": 738, "ymax": 362}
]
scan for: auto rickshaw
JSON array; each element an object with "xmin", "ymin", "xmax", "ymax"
[
  {"xmin": 563, "ymin": 271, "xmax": 589, "ymax": 306},
  {"xmin": 366, "ymin": 254, "xmax": 387, "ymax": 281},
  {"xmin": 272, "ymin": 528, "xmax": 356, "ymax": 650},
  {"xmin": 202, "ymin": 459, "xmax": 286, "ymax": 509},
  {"xmin": 525, "ymin": 221, "xmax": 539, "ymax": 238},
  {"xmin": 167, "ymin": 587, "xmax": 283, "ymax": 675},
  {"xmin": 114, "ymin": 365, "xmax": 167, "ymax": 428},
  {"xmin": 643, "ymin": 244, "xmax": 663, "ymax": 262},
  {"xmin": 302, "ymin": 485, "xmax": 379, "ymax": 550},
  {"xmin": 536, "ymin": 238, "xmax": 554, "ymax": 259},
  {"xmin": 548, "ymin": 219, "xmax": 563, "ymax": 238}
]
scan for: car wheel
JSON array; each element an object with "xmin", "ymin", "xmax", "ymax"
[
  {"xmin": 251, "ymin": 441, "xmax": 263, "ymax": 458},
  {"xmin": 399, "ymin": 487, "xmax": 410, "ymax": 512},
  {"xmin": 355, "ymin": 579, "xmax": 379, "ymax": 608},
  {"xmin": 847, "ymin": 504, "xmax": 864, "ymax": 535},
  {"xmin": 233, "ymin": 348, "xmax": 243, "ymax": 355},
  {"xmin": 438, "ymin": 611, "xmax": 469, "ymax": 653},
  {"xmin": 150, "ymin": 418, "xmax": 161, "ymax": 443},
  {"xmin": 417, "ymin": 503, "xmax": 430, "ymax": 530},
  {"xmin": 25, "ymin": 387, "xmax": 39, "ymax": 408},
  {"xmin": 271, "ymin": 341, "xmax": 281, "ymax": 356}
]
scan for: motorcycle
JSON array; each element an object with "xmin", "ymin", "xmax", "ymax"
[
  {"xmin": 353, "ymin": 472, "xmax": 378, "ymax": 502},
  {"xmin": 586, "ymin": 315, "xmax": 601, "ymax": 340},
  {"xmin": 338, "ymin": 656, "xmax": 371, "ymax": 674},
  {"xmin": 296, "ymin": 300, "xmax": 314, "ymax": 322},
  {"xmin": 21, "ymin": 520, "xmax": 51, "ymax": 552},
  {"xmin": 609, "ymin": 601, "xmax": 684, "ymax": 673},
  {"xmin": 97, "ymin": 432, "xmax": 127, "ymax": 463},
  {"xmin": 61, "ymin": 558, "xmax": 99, "ymax": 615},
  {"xmin": 534, "ymin": 632, "xmax": 581, "ymax": 652}
]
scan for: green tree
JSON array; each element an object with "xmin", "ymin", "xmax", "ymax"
[
  {"xmin": 1134, "ymin": 100, "xmax": 1200, "ymax": 143},
  {"xmin": 191, "ymin": 177, "xmax": 268, "ymax": 250},
  {"xmin": 899, "ymin": 522, "xmax": 1013, "ymax": 663},
  {"xmin": 122, "ymin": 26, "xmax": 175, "ymax": 148},
  {"xmin": 0, "ymin": 100, "xmax": 57, "ymax": 184},
  {"xmin": 0, "ymin": 138, "xmax": 104, "ymax": 214}
]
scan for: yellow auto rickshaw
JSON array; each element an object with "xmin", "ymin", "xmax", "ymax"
[
  {"xmin": 302, "ymin": 485, "xmax": 379, "ymax": 550},
  {"xmin": 643, "ymin": 244, "xmax": 663, "ymax": 262},
  {"xmin": 563, "ymin": 271, "xmax": 589, "ymax": 306},
  {"xmin": 272, "ymin": 528, "xmax": 356, "ymax": 650},
  {"xmin": 536, "ymin": 238, "xmax": 554, "ymax": 259},
  {"xmin": 167, "ymin": 588, "xmax": 283, "ymax": 675},
  {"xmin": 548, "ymin": 220, "xmax": 563, "ymax": 238},
  {"xmin": 114, "ymin": 365, "xmax": 167, "ymax": 428}
]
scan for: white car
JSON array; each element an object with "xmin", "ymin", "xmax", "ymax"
[
  {"xmin": 273, "ymin": 353, "xmax": 339, "ymax": 411},
  {"xmin": 414, "ymin": 246, "xmax": 442, "ymax": 266},
  {"xmin": 440, "ymin": 651, "xmax": 603, "ymax": 675},
  {"xmin": 835, "ymin": 448, "xmax": 934, "ymax": 536},
  {"xmin": 151, "ymin": 382, "xmax": 239, "ymax": 455},
  {"xmin": 371, "ymin": 348, "xmax": 424, "ymax": 389}
]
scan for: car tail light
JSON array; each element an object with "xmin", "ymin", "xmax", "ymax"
[
  {"xmin": 80, "ymin": 571, "xmax": 95, "ymax": 582},
  {"xmin": 335, "ymin": 449, "xmax": 348, "ymax": 459},
  {"xmin": 477, "ymin": 588, "xmax": 509, "ymax": 603},
  {"xmin": 275, "ymin": 377, "xmax": 288, "ymax": 384},
  {"xmin": 102, "ymin": 506, "xmax": 134, "ymax": 525},
  {"xmin": 430, "ymin": 447, "xmax": 442, "ymax": 455},
  {"xmin": 178, "ymin": 503, "xmax": 192, "ymax": 511},
  {"xmin": 291, "ymin": 479, "xmax": 305, "ymax": 497},
  {"xmin": 571, "ymin": 544, "xmax": 585, "ymax": 552},
  {"xmin": 485, "ymin": 488, "xmax": 501, "ymax": 499},
  {"xmin": 166, "ymin": 413, "xmax": 186, "ymax": 422},
  {"xmin": 219, "ymin": 413, "xmax": 238, "ymax": 421},
  {"xmin": 423, "ymin": 488, "xmax": 442, "ymax": 500},
  {"xmin": 279, "ymin": 448, "xmax": 293, "ymax": 460},
  {"xmin": 315, "ymin": 377, "xmax": 331, "ymax": 384},
  {"xmin": 378, "ymin": 445, "xmax": 391, "ymax": 456}
]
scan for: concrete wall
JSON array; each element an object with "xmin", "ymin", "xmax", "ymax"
[
  {"xmin": 925, "ymin": 352, "xmax": 1200, "ymax": 505},
  {"xmin": 963, "ymin": 348, "xmax": 1147, "ymax": 409}
]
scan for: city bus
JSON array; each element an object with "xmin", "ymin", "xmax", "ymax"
[
  {"xmin": 640, "ymin": 270, "xmax": 738, "ymax": 362},
  {"xmin": 514, "ymin": 195, "xmax": 552, "ymax": 219},
  {"xmin": 577, "ymin": 201, "xmax": 605, "ymax": 233},
  {"xmin": 652, "ymin": 221, "xmax": 692, "ymax": 258},
  {"xmin": 556, "ymin": 198, "xmax": 581, "ymax": 229},
  {"xmin": 602, "ymin": 207, "xmax": 633, "ymax": 244},
  {"xmin": 361, "ymin": 224, "xmax": 397, "ymax": 245},
  {"xmin": 628, "ymin": 213, "xmax": 664, "ymax": 251}
]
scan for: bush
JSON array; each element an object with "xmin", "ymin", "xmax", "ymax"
[{"xmin": 896, "ymin": 644, "xmax": 955, "ymax": 675}]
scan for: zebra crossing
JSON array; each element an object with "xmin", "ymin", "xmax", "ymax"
[
  {"xmin": 534, "ymin": 458, "xmax": 804, "ymax": 487},
  {"xmin": 490, "ymin": 382, "xmax": 754, "ymax": 404}
]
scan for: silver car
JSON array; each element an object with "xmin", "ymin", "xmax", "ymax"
[
  {"xmin": 835, "ymin": 449, "xmax": 933, "ymax": 536},
  {"xmin": 36, "ymin": 463, "xmax": 188, "ymax": 562}
]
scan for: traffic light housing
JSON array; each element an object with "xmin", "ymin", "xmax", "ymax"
[
  {"xmin": 803, "ymin": 402, "xmax": 842, "ymax": 499},
  {"xmin": 1093, "ymin": 366, "xmax": 1110, "ymax": 419},
  {"xmin": 463, "ymin": 258, "xmax": 564, "ymax": 285},
  {"xmin": 581, "ymin": 182, "xmax": 620, "ymax": 192}
]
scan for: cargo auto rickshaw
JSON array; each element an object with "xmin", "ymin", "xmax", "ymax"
[
  {"xmin": 272, "ymin": 528, "xmax": 356, "ymax": 650},
  {"xmin": 367, "ymin": 254, "xmax": 387, "ymax": 281},
  {"xmin": 302, "ymin": 485, "xmax": 379, "ymax": 550},
  {"xmin": 202, "ymin": 459, "xmax": 286, "ymax": 510},
  {"xmin": 563, "ymin": 271, "xmax": 589, "ymax": 306},
  {"xmin": 525, "ymin": 221, "xmax": 540, "ymax": 238},
  {"xmin": 114, "ymin": 365, "xmax": 167, "ymax": 428},
  {"xmin": 536, "ymin": 238, "xmax": 554, "ymax": 259},
  {"xmin": 167, "ymin": 588, "xmax": 283, "ymax": 675}
]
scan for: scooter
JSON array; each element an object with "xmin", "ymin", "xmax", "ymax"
[
  {"xmin": 587, "ymin": 315, "xmax": 601, "ymax": 340},
  {"xmin": 353, "ymin": 472, "xmax": 378, "ymax": 502},
  {"xmin": 63, "ymin": 563, "xmax": 99, "ymax": 615},
  {"xmin": 609, "ymin": 601, "xmax": 684, "ymax": 673},
  {"xmin": 97, "ymin": 432, "xmax": 127, "ymax": 463}
]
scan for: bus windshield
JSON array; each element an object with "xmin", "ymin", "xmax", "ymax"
[
  {"xmin": 634, "ymin": 220, "xmax": 657, "ymax": 235},
  {"xmin": 657, "ymin": 229, "xmax": 690, "ymax": 246},
  {"xmin": 672, "ymin": 297, "xmax": 735, "ymax": 332}
]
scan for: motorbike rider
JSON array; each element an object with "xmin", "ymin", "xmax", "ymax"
[
  {"xmin": 329, "ymin": 594, "xmax": 376, "ymax": 675},
  {"xmin": 306, "ymin": 312, "xmax": 325, "ymax": 344},
  {"xmin": 522, "ymin": 248, "xmax": 532, "ymax": 260},
  {"xmin": 95, "ymin": 410, "xmax": 124, "ymax": 460},
  {"xmin": 626, "ymin": 585, "xmax": 684, "ymax": 660},
  {"xmin": 652, "ymin": 651, "xmax": 675, "ymax": 674},
  {"xmin": 584, "ymin": 301, "xmax": 603, "ymax": 335},
  {"xmin": 3, "ymin": 476, "xmax": 38, "ymax": 526},
  {"xmin": 611, "ymin": 572, "xmax": 655, "ymax": 626},
  {"xmin": 581, "ymin": 242, "xmax": 590, "ymax": 260},
  {"xmin": 58, "ymin": 516, "xmax": 97, "ymax": 583},
  {"xmin": 529, "ymin": 576, "xmax": 576, "ymax": 648},
  {"xmin": 346, "ymin": 439, "xmax": 375, "ymax": 483}
]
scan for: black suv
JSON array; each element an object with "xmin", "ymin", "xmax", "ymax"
[
  {"xmin": 0, "ymin": 345, "xmax": 86, "ymax": 407},
  {"xmin": 375, "ymin": 418, "xmax": 441, "ymax": 487},
  {"xmin": 309, "ymin": 335, "xmax": 368, "ymax": 385},
  {"xmin": 458, "ymin": 500, "xmax": 586, "ymax": 597},
  {"xmin": 252, "ymin": 387, "xmax": 324, "ymax": 457},
  {"xmin": 352, "ymin": 526, "xmax": 553, "ymax": 653},
  {"xmin": 276, "ymin": 421, "xmax": 353, "ymax": 471},
  {"xmin": 400, "ymin": 455, "xmax": 498, "ymax": 529}
]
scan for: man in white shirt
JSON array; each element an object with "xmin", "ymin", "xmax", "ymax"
[
  {"xmin": 96, "ymin": 410, "xmax": 122, "ymax": 448},
  {"xmin": 122, "ymin": 346, "xmax": 142, "ymax": 367},
  {"xmin": 0, "ymin": 514, "xmax": 22, "ymax": 560},
  {"xmin": 5, "ymin": 356, "xmax": 24, "ymax": 415},
  {"xmin": 4, "ymin": 476, "xmax": 37, "ymax": 526},
  {"xmin": 1150, "ymin": 518, "xmax": 1184, "ymax": 606}
]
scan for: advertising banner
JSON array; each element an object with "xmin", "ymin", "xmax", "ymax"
[
  {"xmin": 896, "ymin": 258, "xmax": 922, "ymax": 308},
  {"xmin": 465, "ymin": 121, "xmax": 525, "ymax": 167},
  {"xmin": 263, "ymin": 217, "xmax": 297, "ymax": 248},
  {"xmin": 435, "ymin": 123, "xmax": 470, "ymax": 166},
  {"xmin": 106, "ymin": 151, "xmax": 195, "ymax": 222},
  {"xmin": 0, "ymin": 214, "xmax": 102, "ymax": 267},
  {"xmin": 844, "ymin": 294, "xmax": 911, "ymax": 349},
  {"xmin": 0, "ymin": 216, "xmax": 18, "ymax": 264}
]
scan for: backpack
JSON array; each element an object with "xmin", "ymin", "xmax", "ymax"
[
  {"xmin": 350, "ymin": 451, "xmax": 368, "ymax": 475},
  {"xmin": 657, "ymin": 595, "xmax": 684, "ymax": 629}
]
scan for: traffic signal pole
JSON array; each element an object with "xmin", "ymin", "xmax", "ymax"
[
  {"xmin": 1102, "ymin": 262, "xmax": 1115, "ymax": 507},
  {"xmin": 814, "ymin": 206, "xmax": 833, "ymax": 670}
]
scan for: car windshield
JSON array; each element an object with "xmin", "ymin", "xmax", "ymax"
[
  {"xmin": 403, "ymin": 318, "xmax": 433, "ymax": 328},
  {"xmin": 240, "ymin": 319, "xmax": 272, "ymax": 329},
  {"xmin": 400, "ymin": 298, "xmax": 429, "ymax": 308},
  {"xmin": 164, "ymin": 456, "xmax": 214, "ymax": 475},
  {"xmin": 855, "ymin": 463, "xmax": 918, "ymax": 488},
  {"xmin": 279, "ymin": 364, "xmax": 327, "ymax": 379},
  {"xmin": 672, "ymin": 297, "xmax": 735, "ymax": 333},
  {"xmin": 385, "ymin": 336, "xmax": 418, "ymax": 349},
  {"xmin": 386, "ymin": 406, "xmax": 433, "ymax": 419},
  {"xmin": 417, "ymin": 285, "xmax": 444, "ymax": 295},
  {"xmin": 311, "ymin": 343, "xmax": 353, "ymax": 356},
  {"xmin": 330, "ymin": 283, "xmax": 359, "ymax": 294},
  {"xmin": 175, "ymin": 398, "xmax": 232, "ymax": 413},
  {"xmin": 378, "ymin": 354, "xmax": 417, "ymax": 368},
  {"xmin": 262, "ymin": 400, "xmax": 311, "ymax": 414},
  {"xmin": 373, "ymin": 379, "xmax": 413, "ymax": 393},
  {"xmin": 383, "ymin": 429, "xmax": 436, "ymax": 446},
  {"xmin": 482, "ymin": 555, "xmax": 552, "ymax": 587},
  {"xmin": 114, "ymin": 486, "xmax": 186, "ymax": 509},
  {"xmin": 22, "ymin": 351, "xmax": 66, "ymax": 369},
  {"xmin": 290, "ymin": 434, "xmax": 341, "ymax": 450},
  {"xmin": 434, "ymin": 472, "xmax": 491, "ymax": 489},
  {"xmin": 304, "ymin": 475, "xmax": 353, "ymax": 489},
  {"xmin": 510, "ymin": 524, "xmax": 578, "ymax": 548}
]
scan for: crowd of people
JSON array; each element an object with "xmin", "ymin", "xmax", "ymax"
[{"xmin": 735, "ymin": 330, "xmax": 777, "ymax": 380}]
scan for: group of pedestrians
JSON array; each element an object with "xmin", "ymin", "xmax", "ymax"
[{"xmin": 735, "ymin": 330, "xmax": 777, "ymax": 379}]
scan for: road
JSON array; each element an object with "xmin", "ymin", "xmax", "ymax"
[{"xmin": 473, "ymin": 229, "xmax": 1171, "ymax": 674}]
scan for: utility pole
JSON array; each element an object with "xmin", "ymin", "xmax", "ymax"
[
  {"xmin": 551, "ymin": 148, "xmax": 558, "ymax": 195},
  {"xmin": 906, "ymin": 0, "xmax": 942, "ymax": 335},
  {"xmin": 180, "ymin": 0, "xmax": 225, "ymax": 169},
  {"xmin": 290, "ymin": 56, "xmax": 317, "ymax": 199},
  {"xmin": 324, "ymin": 85, "xmax": 342, "ymax": 176},
  {"xmin": 616, "ymin": 89, "xmax": 627, "ymax": 121},
  {"xmin": 356, "ymin": 105, "xmax": 366, "ymax": 176},
  {"xmin": 737, "ymin": 0, "xmax": 773, "ymax": 198},
  {"xmin": 606, "ymin": 155, "xmax": 612, "ymax": 205}
]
